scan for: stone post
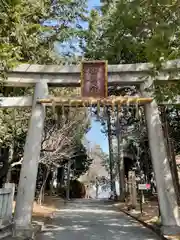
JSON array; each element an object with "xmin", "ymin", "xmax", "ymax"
[
  {"xmin": 14, "ymin": 79, "xmax": 48, "ymax": 236},
  {"xmin": 128, "ymin": 171, "xmax": 137, "ymax": 209},
  {"xmin": 140, "ymin": 79, "xmax": 180, "ymax": 235}
]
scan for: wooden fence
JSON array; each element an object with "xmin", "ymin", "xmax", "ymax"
[{"xmin": 0, "ymin": 183, "xmax": 14, "ymax": 227}]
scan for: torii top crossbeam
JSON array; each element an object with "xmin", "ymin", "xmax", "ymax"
[{"xmin": 4, "ymin": 59, "xmax": 180, "ymax": 87}]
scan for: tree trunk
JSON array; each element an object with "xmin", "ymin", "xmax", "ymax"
[
  {"xmin": 6, "ymin": 144, "xmax": 14, "ymax": 183},
  {"xmin": 169, "ymin": 139, "xmax": 180, "ymax": 205},
  {"xmin": 66, "ymin": 160, "xmax": 71, "ymax": 200},
  {"xmin": 107, "ymin": 107, "xmax": 116, "ymax": 195},
  {"xmin": 161, "ymin": 106, "xmax": 180, "ymax": 204},
  {"xmin": 95, "ymin": 180, "xmax": 99, "ymax": 199},
  {"xmin": 128, "ymin": 171, "xmax": 137, "ymax": 209},
  {"xmin": 116, "ymin": 110, "xmax": 125, "ymax": 201},
  {"xmin": 38, "ymin": 168, "xmax": 50, "ymax": 205},
  {"xmin": 57, "ymin": 167, "xmax": 65, "ymax": 188},
  {"xmin": 50, "ymin": 168, "xmax": 57, "ymax": 196}
]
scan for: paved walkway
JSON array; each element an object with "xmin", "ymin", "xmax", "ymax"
[{"xmin": 36, "ymin": 199, "xmax": 160, "ymax": 240}]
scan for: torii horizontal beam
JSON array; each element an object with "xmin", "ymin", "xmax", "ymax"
[
  {"xmin": 3, "ymin": 59, "xmax": 180, "ymax": 87},
  {"xmin": 0, "ymin": 96, "xmax": 180, "ymax": 108},
  {"xmin": 0, "ymin": 96, "xmax": 32, "ymax": 108},
  {"xmin": 36, "ymin": 96, "xmax": 153, "ymax": 106}
]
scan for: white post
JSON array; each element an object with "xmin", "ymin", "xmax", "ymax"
[
  {"xmin": 140, "ymin": 79, "xmax": 180, "ymax": 234},
  {"xmin": 14, "ymin": 79, "xmax": 48, "ymax": 231}
]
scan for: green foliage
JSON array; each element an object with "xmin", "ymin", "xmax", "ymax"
[
  {"xmin": 84, "ymin": 1, "xmax": 180, "ymax": 65},
  {"xmin": 162, "ymin": 106, "xmax": 180, "ymax": 155},
  {"xmin": 0, "ymin": 0, "xmax": 88, "ymax": 69},
  {"xmin": 84, "ymin": 0, "xmax": 180, "ymax": 160},
  {"xmin": 71, "ymin": 142, "xmax": 92, "ymax": 179},
  {"xmin": 0, "ymin": 0, "xmax": 90, "ymax": 176},
  {"xmin": 83, "ymin": 9, "xmax": 100, "ymax": 59}
]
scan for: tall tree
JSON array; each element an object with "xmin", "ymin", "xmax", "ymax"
[
  {"xmin": 84, "ymin": 1, "xmax": 180, "ymax": 65},
  {"xmin": 0, "ymin": 0, "xmax": 88, "ymax": 69},
  {"xmin": 0, "ymin": 0, "xmax": 89, "ymax": 180}
]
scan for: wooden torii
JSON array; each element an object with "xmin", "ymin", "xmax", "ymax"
[{"xmin": 2, "ymin": 59, "xmax": 180, "ymax": 237}]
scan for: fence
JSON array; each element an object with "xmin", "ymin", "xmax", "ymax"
[{"xmin": 0, "ymin": 183, "xmax": 15, "ymax": 226}]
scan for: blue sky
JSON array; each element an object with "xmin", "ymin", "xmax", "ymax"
[
  {"xmin": 85, "ymin": 0, "xmax": 109, "ymax": 154},
  {"xmin": 56, "ymin": 0, "xmax": 101, "ymax": 56},
  {"xmin": 88, "ymin": 0, "xmax": 100, "ymax": 9},
  {"xmin": 45, "ymin": 1, "xmax": 107, "ymax": 152},
  {"xmin": 86, "ymin": 118, "xmax": 109, "ymax": 153},
  {"xmin": 56, "ymin": 0, "xmax": 109, "ymax": 153}
]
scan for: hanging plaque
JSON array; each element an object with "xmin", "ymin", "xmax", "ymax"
[{"xmin": 81, "ymin": 61, "xmax": 108, "ymax": 98}]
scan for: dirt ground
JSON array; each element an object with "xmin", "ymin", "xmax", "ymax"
[
  {"xmin": 13, "ymin": 196, "xmax": 65, "ymax": 223},
  {"xmin": 12, "ymin": 196, "xmax": 180, "ymax": 240},
  {"xmin": 115, "ymin": 200, "xmax": 180, "ymax": 240}
]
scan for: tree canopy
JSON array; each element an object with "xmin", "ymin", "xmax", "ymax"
[
  {"xmin": 84, "ymin": 1, "xmax": 180, "ymax": 65},
  {"xmin": 82, "ymin": 1, "xmax": 180, "ymax": 187},
  {"xmin": 0, "ymin": 0, "xmax": 90, "ymax": 183},
  {"xmin": 0, "ymin": 0, "xmax": 88, "ymax": 70}
]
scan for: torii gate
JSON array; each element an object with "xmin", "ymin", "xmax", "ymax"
[{"xmin": 2, "ymin": 60, "xmax": 180, "ymax": 236}]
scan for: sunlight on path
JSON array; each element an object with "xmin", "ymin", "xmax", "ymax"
[{"xmin": 37, "ymin": 200, "xmax": 160, "ymax": 240}]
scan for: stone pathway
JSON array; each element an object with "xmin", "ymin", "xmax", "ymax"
[{"xmin": 36, "ymin": 199, "xmax": 161, "ymax": 240}]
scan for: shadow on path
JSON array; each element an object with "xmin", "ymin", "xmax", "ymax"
[{"xmin": 36, "ymin": 199, "xmax": 160, "ymax": 240}]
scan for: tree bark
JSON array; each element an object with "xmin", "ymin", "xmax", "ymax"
[
  {"xmin": 116, "ymin": 110, "xmax": 125, "ymax": 201},
  {"xmin": 106, "ymin": 107, "xmax": 116, "ymax": 195},
  {"xmin": 38, "ymin": 168, "xmax": 50, "ymax": 205},
  {"xmin": 6, "ymin": 144, "xmax": 14, "ymax": 183},
  {"xmin": 66, "ymin": 160, "xmax": 71, "ymax": 200},
  {"xmin": 161, "ymin": 106, "xmax": 180, "ymax": 204}
]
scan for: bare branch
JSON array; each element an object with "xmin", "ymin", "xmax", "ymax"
[
  {"xmin": 39, "ymin": 109, "xmax": 89, "ymax": 168},
  {"xmin": 11, "ymin": 158, "xmax": 23, "ymax": 168}
]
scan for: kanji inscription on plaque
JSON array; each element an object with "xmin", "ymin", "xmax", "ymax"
[{"xmin": 81, "ymin": 61, "xmax": 108, "ymax": 98}]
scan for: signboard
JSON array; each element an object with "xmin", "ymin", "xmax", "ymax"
[
  {"xmin": 138, "ymin": 184, "xmax": 151, "ymax": 190},
  {"xmin": 81, "ymin": 61, "xmax": 108, "ymax": 98}
]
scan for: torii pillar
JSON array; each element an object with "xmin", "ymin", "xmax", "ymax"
[
  {"xmin": 140, "ymin": 79, "xmax": 180, "ymax": 235},
  {"xmin": 13, "ymin": 79, "xmax": 48, "ymax": 238}
]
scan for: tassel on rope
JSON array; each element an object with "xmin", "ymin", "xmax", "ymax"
[
  {"xmin": 61, "ymin": 102, "xmax": 65, "ymax": 120},
  {"xmin": 103, "ymin": 100, "xmax": 107, "ymax": 119},
  {"xmin": 97, "ymin": 100, "xmax": 100, "ymax": 116},
  {"xmin": 69, "ymin": 99, "xmax": 72, "ymax": 115},
  {"xmin": 103, "ymin": 104, "xmax": 106, "ymax": 119},
  {"xmin": 126, "ymin": 97, "xmax": 130, "ymax": 108},
  {"xmin": 83, "ymin": 99, "xmax": 87, "ymax": 118},
  {"xmin": 51, "ymin": 98, "xmax": 57, "ymax": 121},
  {"xmin": 135, "ymin": 102, "xmax": 139, "ymax": 120},
  {"xmin": 117, "ymin": 104, "xmax": 121, "ymax": 135},
  {"xmin": 111, "ymin": 97, "xmax": 115, "ymax": 117},
  {"xmin": 89, "ymin": 99, "xmax": 93, "ymax": 116},
  {"xmin": 117, "ymin": 102, "xmax": 121, "ymax": 117},
  {"xmin": 139, "ymin": 106, "xmax": 143, "ymax": 123},
  {"xmin": 75, "ymin": 99, "xmax": 79, "ymax": 110}
]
